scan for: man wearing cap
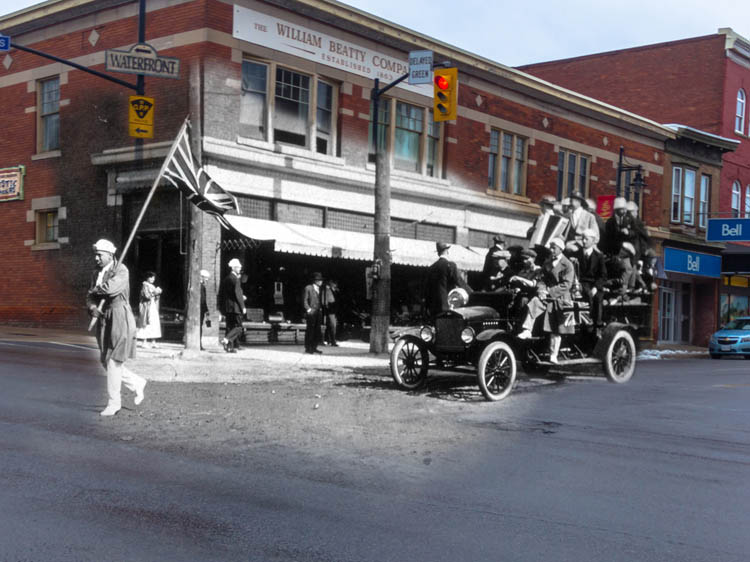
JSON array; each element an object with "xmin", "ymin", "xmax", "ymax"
[
  {"xmin": 303, "ymin": 272, "xmax": 324, "ymax": 354},
  {"xmin": 423, "ymin": 242, "xmax": 470, "ymax": 319},
  {"xmin": 575, "ymin": 228, "xmax": 608, "ymax": 326},
  {"xmin": 87, "ymin": 239, "xmax": 146, "ymax": 416},
  {"xmin": 626, "ymin": 201, "xmax": 649, "ymax": 262},
  {"xmin": 485, "ymin": 249, "xmax": 513, "ymax": 291},
  {"xmin": 481, "ymin": 234, "xmax": 507, "ymax": 287},
  {"xmin": 218, "ymin": 258, "xmax": 245, "ymax": 353},
  {"xmin": 199, "ymin": 269, "xmax": 210, "ymax": 350},
  {"xmin": 603, "ymin": 196, "xmax": 634, "ymax": 256},
  {"xmin": 508, "ymin": 248, "xmax": 541, "ymax": 319},
  {"xmin": 566, "ymin": 191, "xmax": 599, "ymax": 245}
]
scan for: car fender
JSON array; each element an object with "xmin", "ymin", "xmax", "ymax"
[
  {"xmin": 393, "ymin": 333, "xmax": 426, "ymax": 348},
  {"xmin": 391, "ymin": 326, "xmax": 423, "ymax": 341},
  {"xmin": 593, "ymin": 322, "xmax": 638, "ymax": 359}
]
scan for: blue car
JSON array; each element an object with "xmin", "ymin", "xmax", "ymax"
[{"xmin": 709, "ymin": 316, "xmax": 750, "ymax": 359}]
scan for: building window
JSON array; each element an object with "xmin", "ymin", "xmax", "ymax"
[
  {"xmin": 36, "ymin": 210, "xmax": 58, "ymax": 243},
  {"xmin": 698, "ymin": 175, "xmax": 710, "ymax": 229},
  {"xmin": 672, "ymin": 166, "xmax": 701, "ymax": 225},
  {"xmin": 369, "ymin": 98, "xmax": 442, "ymax": 177},
  {"xmin": 38, "ymin": 76, "xmax": 60, "ymax": 152},
  {"xmin": 489, "ymin": 129, "xmax": 527, "ymax": 195},
  {"xmin": 556, "ymin": 148, "xmax": 588, "ymax": 199},
  {"xmin": 732, "ymin": 181, "xmax": 741, "ymax": 218},
  {"xmin": 240, "ymin": 60, "xmax": 336, "ymax": 154},
  {"xmin": 671, "ymin": 167, "xmax": 682, "ymax": 222},
  {"xmin": 683, "ymin": 169, "xmax": 695, "ymax": 225},
  {"xmin": 745, "ymin": 185, "xmax": 750, "ymax": 218},
  {"xmin": 736, "ymin": 89, "xmax": 746, "ymax": 134}
]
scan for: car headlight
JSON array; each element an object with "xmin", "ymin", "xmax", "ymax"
[
  {"xmin": 447, "ymin": 288, "xmax": 469, "ymax": 309},
  {"xmin": 741, "ymin": 336, "xmax": 750, "ymax": 343},
  {"xmin": 420, "ymin": 326, "xmax": 434, "ymax": 342},
  {"xmin": 460, "ymin": 327, "xmax": 475, "ymax": 344}
]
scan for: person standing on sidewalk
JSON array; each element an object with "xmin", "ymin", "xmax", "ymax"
[
  {"xmin": 303, "ymin": 272, "xmax": 324, "ymax": 354},
  {"xmin": 87, "ymin": 239, "xmax": 146, "ymax": 416},
  {"xmin": 199, "ymin": 269, "xmax": 211, "ymax": 351},
  {"xmin": 322, "ymin": 278, "xmax": 339, "ymax": 347},
  {"xmin": 136, "ymin": 271, "xmax": 162, "ymax": 348},
  {"xmin": 219, "ymin": 258, "xmax": 245, "ymax": 353}
]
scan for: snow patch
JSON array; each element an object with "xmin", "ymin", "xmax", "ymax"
[{"xmin": 638, "ymin": 349, "xmax": 706, "ymax": 360}]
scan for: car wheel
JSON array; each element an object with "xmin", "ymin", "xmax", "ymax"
[
  {"xmin": 390, "ymin": 338, "xmax": 429, "ymax": 389},
  {"xmin": 603, "ymin": 329, "xmax": 636, "ymax": 384},
  {"xmin": 477, "ymin": 341, "xmax": 517, "ymax": 401}
]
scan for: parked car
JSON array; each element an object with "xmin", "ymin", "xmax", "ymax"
[{"xmin": 708, "ymin": 317, "xmax": 750, "ymax": 359}]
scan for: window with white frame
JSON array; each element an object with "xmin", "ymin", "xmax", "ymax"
[
  {"xmin": 368, "ymin": 98, "xmax": 441, "ymax": 177},
  {"xmin": 736, "ymin": 89, "xmax": 746, "ymax": 134},
  {"xmin": 38, "ymin": 76, "xmax": 60, "ymax": 153},
  {"xmin": 556, "ymin": 148, "xmax": 589, "ymax": 199},
  {"xmin": 671, "ymin": 167, "xmax": 682, "ymax": 222},
  {"xmin": 488, "ymin": 129, "xmax": 527, "ymax": 195},
  {"xmin": 732, "ymin": 180, "xmax": 741, "ymax": 217},
  {"xmin": 239, "ymin": 60, "xmax": 337, "ymax": 155},
  {"xmin": 672, "ymin": 166, "xmax": 700, "ymax": 225},
  {"xmin": 698, "ymin": 174, "xmax": 710, "ymax": 228},
  {"xmin": 745, "ymin": 185, "xmax": 750, "ymax": 218},
  {"xmin": 683, "ymin": 168, "xmax": 695, "ymax": 225},
  {"xmin": 36, "ymin": 210, "xmax": 58, "ymax": 243}
]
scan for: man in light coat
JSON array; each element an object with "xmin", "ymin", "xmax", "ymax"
[{"xmin": 87, "ymin": 239, "xmax": 146, "ymax": 416}]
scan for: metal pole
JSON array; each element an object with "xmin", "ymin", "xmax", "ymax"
[{"xmin": 616, "ymin": 146, "xmax": 624, "ymax": 198}]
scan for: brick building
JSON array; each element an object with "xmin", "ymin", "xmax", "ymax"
[
  {"xmin": 520, "ymin": 29, "xmax": 750, "ymax": 340},
  {"xmin": 1, "ymin": 0, "xmax": 687, "ymax": 343}
]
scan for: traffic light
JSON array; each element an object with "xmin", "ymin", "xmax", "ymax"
[{"xmin": 433, "ymin": 67, "xmax": 458, "ymax": 122}]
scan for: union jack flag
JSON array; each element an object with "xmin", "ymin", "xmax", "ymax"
[
  {"xmin": 159, "ymin": 119, "xmax": 239, "ymax": 230},
  {"xmin": 564, "ymin": 300, "xmax": 593, "ymax": 327}
]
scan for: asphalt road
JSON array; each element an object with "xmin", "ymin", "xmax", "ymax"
[{"xmin": 1, "ymin": 338, "xmax": 749, "ymax": 562}]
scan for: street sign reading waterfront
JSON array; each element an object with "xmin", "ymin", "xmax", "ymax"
[
  {"xmin": 706, "ymin": 218, "xmax": 750, "ymax": 242},
  {"xmin": 0, "ymin": 35, "xmax": 10, "ymax": 52},
  {"xmin": 408, "ymin": 50, "xmax": 433, "ymax": 85},
  {"xmin": 128, "ymin": 95, "xmax": 155, "ymax": 138},
  {"xmin": 106, "ymin": 43, "xmax": 180, "ymax": 79}
]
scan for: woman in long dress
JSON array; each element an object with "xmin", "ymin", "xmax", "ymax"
[{"xmin": 136, "ymin": 271, "xmax": 162, "ymax": 348}]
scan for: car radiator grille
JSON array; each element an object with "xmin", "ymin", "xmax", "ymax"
[
  {"xmin": 717, "ymin": 337, "xmax": 739, "ymax": 345},
  {"xmin": 435, "ymin": 317, "xmax": 463, "ymax": 348}
]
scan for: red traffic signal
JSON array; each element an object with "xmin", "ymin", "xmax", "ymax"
[
  {"xmin": 434, "ymin": 75, "xmax": 450, "ymax": 90},
  {"xmin": 433, "ymin": 68, "xmax": 458, "ymax": 122}
]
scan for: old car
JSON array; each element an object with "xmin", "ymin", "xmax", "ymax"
[
  {"xmin": 708, "ymin": 316, "xmax": 750, "ymax": 359},
  {"xmin": 389, "ymin": 288, "xmax": 640, "ymax": 402}
]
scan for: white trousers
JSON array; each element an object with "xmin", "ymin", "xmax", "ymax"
[{"xmin": 106, "ymin": 359, "xmax": 145, "ymax": 408}]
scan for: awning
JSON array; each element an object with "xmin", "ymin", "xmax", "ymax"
[{"xmin": 225, "ymin": 215, "xmax": 487, "ymax": 271}]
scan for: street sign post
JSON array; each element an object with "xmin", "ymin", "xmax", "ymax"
[
  {"xmin": 408, "ymin": 50, "xmax": 433, "ymax": 85},
  {"xmin": 128, "ymin": 95, "xmax": 154, "ymax": 138},
  {"xmin": 706, "ymin": 218, "xmax": 750, "ymax": 242},
  {"xmin": 0, "ymin": 35, "xmax": 10, "ymax": 52}
]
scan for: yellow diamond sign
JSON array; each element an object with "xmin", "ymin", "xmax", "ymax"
[{"xmin": 128, "ymin": 95, "xmax": 154, "ymax": 138}]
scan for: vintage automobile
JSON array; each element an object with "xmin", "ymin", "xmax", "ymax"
[{"xmin": 389, "ymin": 288, "xmax": 641, "ymax": 401}]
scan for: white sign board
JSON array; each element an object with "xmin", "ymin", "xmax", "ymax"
[
  {"xmin": 233, "ymin": 5, "xmax": 432, "ymax": 96},
  {"xmin": 408, "ymin": 50, "xmax": 433, "ymax": 85}
]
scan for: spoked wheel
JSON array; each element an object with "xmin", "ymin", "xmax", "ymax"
[
  {"xmin": 477, "ymin": 341, "xmax": 517, "ymax": 401},
  {"xmin": 603, "ymin": 329, "xmax": 636, "ymax": 383},
  {"xmin": 390, "ymin": 338, "xmax": 429, "ymax": 389}
]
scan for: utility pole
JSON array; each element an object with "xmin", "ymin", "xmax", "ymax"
[{"xmin": 370, "ymin": 73, "xmax": 408, "ymax": 354}]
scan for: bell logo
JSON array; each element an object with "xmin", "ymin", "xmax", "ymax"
[{"xmin": 687, "ymin": 254, "xmax": 700, "ymax": 272}]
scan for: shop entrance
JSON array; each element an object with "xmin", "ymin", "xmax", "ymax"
[{"xmin": 659, "ymin": 281, "xmax": 691, "ymax": 343}]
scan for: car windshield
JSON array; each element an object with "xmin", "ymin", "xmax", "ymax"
[{"xmin": 723, "ymin": 319, "xmax": 750, "ymax": 331}]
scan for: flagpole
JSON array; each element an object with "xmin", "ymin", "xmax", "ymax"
[{"xmin": 89, "ymin": 117, "xmax": 192, "ymax": 331}]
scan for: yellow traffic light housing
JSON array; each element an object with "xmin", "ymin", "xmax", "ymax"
[{"xmin": 433, "ymin": 67, "xmax": 458, "ymax": 122}]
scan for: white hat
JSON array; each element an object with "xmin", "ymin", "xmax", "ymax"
[
  {"xmin": 582, "ymin": 227, "xmax": 599, "ymax": 241},
  {"xmin": 199, "ymin": 269, "xmax": 210, "ymax": 278},
  {"xmin": 93, "ymin": 239, "xmax": 116, "ymax": 254},
  {"xmin": 626, "ymin": 201, "xmax": 638, "ymax": 212},
  {"xmin": 613, "ymin": 197, "xmax": 627, "ymax": 210},
  {"xmin": 621, "ymin": 242, "xmax": 636, "ymax": 255},
  {"xmin": 228, "ymin": 258, "xmax": 242, "ymax": 268},
  {"xmin": 548, "ymin": 237, "xmax": 566, "ymax": 250}
]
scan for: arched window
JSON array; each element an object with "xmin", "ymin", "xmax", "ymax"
[
  {"xmin": 732, "ymin": 181, "xmax": 742, "ymax": 217},
  {"xmin": 745, "ymin": 186, "xmax": 750, "ymax": 218},
  {"xmin": 736, "ymin": 89, "xmax": 746, "ymax": 134}
]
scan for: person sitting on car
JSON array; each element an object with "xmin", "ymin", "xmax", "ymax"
[
  {"xmin": 508, "ymin": 248, "xmax": 541, "ymax": 322},
  {"xmin": 574, "ymin": 228, "xmax": 607, "ymax": 326},
  {"xmin": 484, "ymin": 249, "xmax": 513, "ymax": 291}
]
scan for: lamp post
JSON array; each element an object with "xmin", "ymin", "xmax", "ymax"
[{"xmin": 616, "ymin": 146, "xmax": 646, "ymax": 204}]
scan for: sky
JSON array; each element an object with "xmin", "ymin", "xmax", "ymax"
[{"xmin": 2, "ymin": 0, "xmax": 750, "ymax": 67}]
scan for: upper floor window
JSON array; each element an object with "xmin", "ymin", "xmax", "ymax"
[
  {"xmin": 36, "ymin": 209, "xmax": 58, "ymax": 243},
  {"xmin": 239, "ymin": 60, "xmax": 336, "ymax": 155},
  {"xmin": 368, "ymin": 98, "xmax": 441, "ymax": 177},
  {"xmin": 732, "ymin": 180, "xmax": 741, "ymax": 218},
  {"xmin": 671, "ymin": 165, "xmax": 700, "ymax": 225},
  {"xmin": 698, "ymin": 175, "xmax": 710, "ymax": 229},
  {"xmin": 745, "ymin": 186, "xmax": 750, "ymax": 218},
  {"xmin": 736, "ymin": 89, "xmax": 746, "ymax": 134},
  {"xmin": 683, "ymin": 168, "xmax": 696, "ymax": 225},
  {"xmin": 488, "ymin": 129, "xmax": 527, "ymax": 195},
  {"xmin": 671, "ymin": 167, "xmax": 682, "ymax": 222},
  {"xmin": 38, "ymin": 76, "xmax": 59, "ymax": 153},
  {"xmin": 556, "ymin": 148, "xmax": 589, "ymax": 199}
]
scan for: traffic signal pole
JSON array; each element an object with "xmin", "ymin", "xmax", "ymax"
[{"xmin": 370, "ymin": 73, "xmax": 408, "ymax": 354}]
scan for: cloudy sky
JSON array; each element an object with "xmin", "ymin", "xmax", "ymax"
[{"xmin": 2, "ymin": 0, "xmax": 750, "ymax": 67}]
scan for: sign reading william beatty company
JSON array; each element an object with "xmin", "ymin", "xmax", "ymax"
[
  {"xmin": 233, "ymin": 5, "xmax": 432, "ymax": 96},
  {"xmin": 0, "ymin": 165, "xmax": 25, "ymax": 202}
]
